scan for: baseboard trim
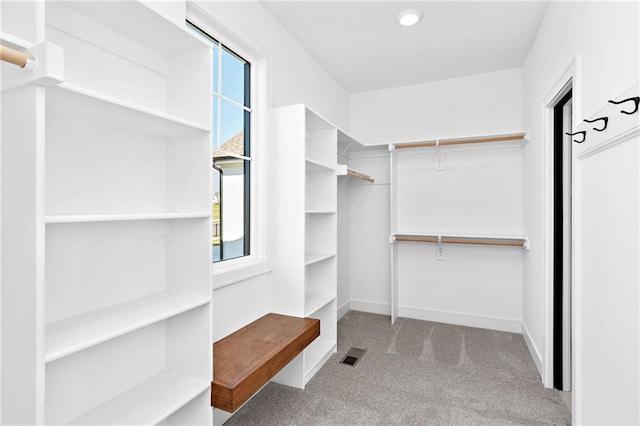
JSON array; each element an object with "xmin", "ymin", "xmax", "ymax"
[
  {"xmin": 347, "ymin": 300, "xmax": 521, "ymax": 333},
  {"xmin": 398, "ymin": 305, "xmax": 521, "ymax": 333},
  {"xmin": 522, "ymin": 322, "xmax": 543, "ymax": 376},
  {"xmin": 349, "ymin": 299, "xmax": 391, "ymax": 316},
  {"xmin": 337, "ymin": 300, "xmax": 351, "ymax": 321}
]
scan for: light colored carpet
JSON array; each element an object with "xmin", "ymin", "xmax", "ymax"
[{"xmin": 226, "ymin": 311, "xmax": 571, "ymax": 425}]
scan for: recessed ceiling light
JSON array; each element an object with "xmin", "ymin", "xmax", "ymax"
[{"xmin": 397, "ymin": 9, "xmax": 423, "ymax": 27}]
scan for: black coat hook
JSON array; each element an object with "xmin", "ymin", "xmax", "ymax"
[
  {"xmin": 608, "ymin": 96, "xmax": 639, "ymax": 115},
  {"xmin": 566, "ymin": 130, "xmax": 586, "ymax": 143},
  {"xmin": 583, "ymin": 116, "xmax": 608, "ymax": 132}
]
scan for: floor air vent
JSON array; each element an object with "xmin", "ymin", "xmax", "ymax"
[{"xmin": 340, "ymin": 348, "xmax": 366, "ymax": 367}]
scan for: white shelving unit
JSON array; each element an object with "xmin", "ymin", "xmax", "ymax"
[
  {"xmin": 271, "ymin": 105, "xmax": 338, "ymax": 387},
  {"xmin": 1, "ymin": 2, "xmax": 212, "ymax": 424}
]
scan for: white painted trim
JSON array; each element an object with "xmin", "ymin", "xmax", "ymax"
[
  {"xmin": 522, "ymin": 322, "xmax": 543, "ymax": 376},
  {"xmin": 575, "ymin": 125, "xmax": 640, "ymax": 160},
  {"xmin": 187, "ymin": 2, "xmax": 271, "ymax": 275},
  {"xmin": 541, "ymin": 55, "xmax": 581, "ymax": 389},
  {"xmin": 349, "ymin": 299, "xmax": 521, "ymax": 333},
  {"xmin": 337, "ymin": 300, "xmax": 351, "ymax": 321},
  {"xmin": 398, "ymin": 305, "xmax": 522, "ymax": 333},
  {"xmin": 350, "ymin": 299, "xmax": 391, "ymax": 316},
  {"xmin": 212, "ymin": 262, "xmax": 271, "ymax": 290}
]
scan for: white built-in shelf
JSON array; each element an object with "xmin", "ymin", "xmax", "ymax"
[
  {"xmin": 336, "ymin": 164, "xmax": 375, "ymax": 183},
  {"xmin": 304, "ymin": 340, "xmax": 337, "ymax": 377},
  {"xmin": 66, "ymin": 370, "xmax": 210, "ymax": 425},
  {"xmin": 0, "ymin": 31, "xmax": 34, "ymax": 49},
  {"xmin": 304, "ymin": 251, "xmax": 336, "ymax": 266},
  {"xmin": 48, "ymin": 83, "xmax": 211, "ymax": 137},
  {"xmin": 59, "ymin": 1, "xmax": 208, "ymax": 57},
  {"xmin": 45, "ymin": 292, "xmax": 210, "ymax": 363},
  {"xmin": 305, "ymin": 293, "xmax": 335, "ymax": 317},
  {"xmin": 305, "ymin": 209, "xmax": 337, "ymax": 215},
  {"xmin": 45, "ymin": 212, "xmax": 210, "ymax": 224},
  {"xmin": 305, "ymin": 158, "xmax": 335, "ymax": 173}
]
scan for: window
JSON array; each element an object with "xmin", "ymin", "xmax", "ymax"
[{"xmin": 188, "ymin": 22, "xmax": 251, "ymax": 263}]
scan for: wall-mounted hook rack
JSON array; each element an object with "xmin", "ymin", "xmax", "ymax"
[
  {"xmin": 566, "ymin": 130, "xmax": 586, "ymax": 143},
  {"xmin": 608, "ymin": 96, "xmax": 639, "ymax": 115},
  {"xmin": 583, "ymin": 117, "xmax": 608, "ymax": 132}
]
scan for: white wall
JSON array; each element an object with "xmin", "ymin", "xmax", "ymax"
[
  {"xmin": 193, "ymin": 1, "xmax": 349, "ymax": 130},
  {"xmin": 350, "ymin": 68, "xmax": 522, "ymax": 145},
  {"xmin": 521, "ymin": 0, "xmax": 639, "ymax": 375},
  {"xmin": 347, "ymin": 69, "xmax": 524, "ymax": 331},
  {"xmin": 345, "ymin": 149, "xmax": 390, "ymax": 315}
]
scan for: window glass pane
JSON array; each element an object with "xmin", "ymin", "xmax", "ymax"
[
  {"xmin": 212, "ymin": 166, "xmax": 221, "ymax": 262},
  {"xmin": 221, "ymin": 47, "xmax": 248, "ymax": 106},
  {"xmin": 217, "ymin": 159, "xmax": 248, "ymax": 261},
  {"xmin": 220, "ymin": 100, "xmax": 245, "ymax": 156}
]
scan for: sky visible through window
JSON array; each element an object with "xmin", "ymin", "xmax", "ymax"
[{"xmin": 215, "ymin": 46, "xmax": 248, "ymax": 149}]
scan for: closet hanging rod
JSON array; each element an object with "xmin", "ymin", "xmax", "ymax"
[
  {"xmin": 394, "ymin": 234, "xmax": 527, "ymax": 247},
  {"xmin": 347, "ymin": 168, "xmax": 375, "ymax": 183},
  {"xmin": 394, "ymin": 134, "xmax": 526, "ymax": 150},
  {"xmin": 0, "ymin": 45, "xmax": 35, "ymax": 71}
]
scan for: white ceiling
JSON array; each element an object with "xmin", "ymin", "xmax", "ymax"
[{"xmin": 261, "ymin": 1, "xmax": 550, "ymax": 93}]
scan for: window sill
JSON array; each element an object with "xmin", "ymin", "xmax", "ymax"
[{"xmin": 212, "ymin": 259, "xmax": 271, "ymax": 290}]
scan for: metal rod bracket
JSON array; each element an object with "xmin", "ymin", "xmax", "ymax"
[{"xmin": 436, "ymin": 235, "xmax": 446, "ymax": 260}]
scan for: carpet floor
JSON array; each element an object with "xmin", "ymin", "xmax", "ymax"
[{"xmin": 226, "ymin": 311, "xmax": 571, "ymax": 425}]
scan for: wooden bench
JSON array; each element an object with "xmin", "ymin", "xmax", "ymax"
[{"xmin": 211, "ymin": 313, "xmax": 320, "ymax": 412}]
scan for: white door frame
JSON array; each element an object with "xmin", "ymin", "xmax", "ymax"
[{"xmin": 541, "ymin": 56, "xmax": 582, "ymax": 389}]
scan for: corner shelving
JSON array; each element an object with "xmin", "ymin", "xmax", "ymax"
[{"xmin": 272, "ymin": 105, "xmax": 338, "ymax": 387}]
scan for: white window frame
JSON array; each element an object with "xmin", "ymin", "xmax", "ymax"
[{"xmin": 187, "ymin": 3, "xmax": 270, "ymax": 287}]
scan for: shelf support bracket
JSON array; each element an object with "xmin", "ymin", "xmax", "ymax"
[
  {"xmin": 435, "ymin": 140, "xmax": 444, "ymax": 171},
  {"xmin": 2, "ymin": 41, "xmax": 64, "ymax": 90},
  {"xmin": 436, "ymin": 235, "xmax": 446, "ymax": 260}
]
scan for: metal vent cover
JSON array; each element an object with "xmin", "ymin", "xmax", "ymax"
[{"xmin": 340, "ymin": 347, "xmax": 366, "ymax": 367}]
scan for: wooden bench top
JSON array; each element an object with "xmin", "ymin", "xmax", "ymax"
[{"xmin": 211, "ymin": 313, "xmax": 320, "ymax": 412}]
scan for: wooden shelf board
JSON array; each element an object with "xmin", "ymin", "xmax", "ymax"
[
  {"xmin": 212, "ymin": 313, "xmax": 320, "ymax": 413},
  {"xmin": 304, "ymin": 251, "xmax": 336, "ymax": 266},
  {"xmin": 45, "ymin": 292, "xmax": 210, "ymax": 363},
  {"xmin": 393, "ymin": 233, "xmax": 527, "ymax": 247},
  {"xmin": 45, "ymin": 212, "xmax": 210, "ymax": 224},
  {"xmin": 305, "ymin": 293, "xmax": 335, "ymax": 317},
  {"xmin": 305, "ymin": 158, "xmax": 335, "ymax": 173},
  {"xmin": 48, "ymin": 83, "xmax": 210, "ymax": 138},
  {"xmin": 67, "ymin": 370, "xmax": 209, "ymax": 425}
]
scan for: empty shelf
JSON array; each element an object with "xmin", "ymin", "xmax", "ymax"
[
  {"xmin": 305, "ymin": 158, "xmax": 335, "ymax": 172},
  {"xmin": 45, "ymin": 212, "xmax": 210, "ymax": 224},
  {"xmin": 305, "ymin": 251, "xmax": 336, "ymax": 266},
  {"xmin": 46, "ymin": 292, "xmax": 210, "ymax": 363},
  {"xmin": 305, "ymin": 293, "xmax": 335, "ymax": 316},
  {"xmin": 67, "ymin": 370, "xmax": 209, "ymax": 425},
  {"xmin": 48, "ymin": 83, "xmax": 210, "ymax": 138}
]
